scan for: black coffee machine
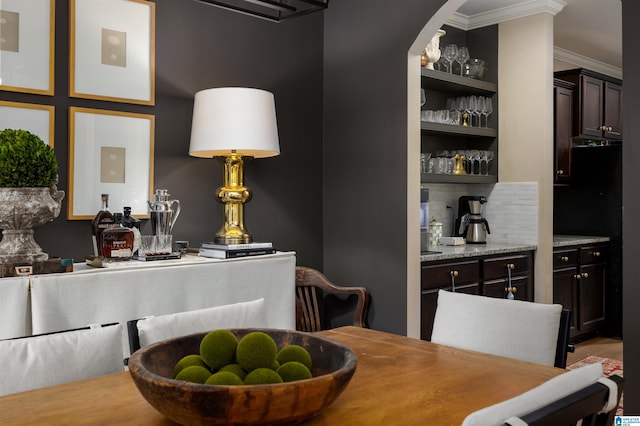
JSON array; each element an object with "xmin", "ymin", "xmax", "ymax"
[{"xmin": 455, "ymin": 196, "xmax": 490, "ymax": 244}]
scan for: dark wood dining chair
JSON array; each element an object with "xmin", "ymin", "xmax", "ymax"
[
  {"xmin": 295, "ymin": 266, "xmax": 370, "ymax": 332},
  {"xmin": 554, "ymin": 308, "xmax": 575, "ymax": 369}
]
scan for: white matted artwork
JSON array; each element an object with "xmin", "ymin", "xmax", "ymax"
[
  {"xmin": 0, "ymin": 101, "xmax": 54, "ymax": 146},
  {"xmin": 0, "ymin": 0, "xmax": 54, "ymax": 95},
  {"xmin": 69, "ymin": 107, "xmax": 155, "ymax": 220},
  {"xmin": 70, "ymin": 0, "xmax": 155, "ymax": 105}
]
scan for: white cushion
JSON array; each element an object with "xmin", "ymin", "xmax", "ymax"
[
  {"xmin": 431, "ymin": 290, "xmax": 562, "ymax": 366},
  {"xmin": 462, "ymin": 363, "xmax": 604, "ymax": 426},
  {"xmin": 136, "ymin": 298, "xmax": 268, "ymax": 348},
  {"xmin": 0, "ymin": 323, "xmax": 125, "ymax": 397}
]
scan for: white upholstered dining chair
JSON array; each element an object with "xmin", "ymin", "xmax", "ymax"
[
  {"xmin": 0, "ymin": 323, "xmax": 125, "ymax": 397},
  {"xmin": 462, "ymin": 363, "xmax": 623, "ymax": 426},
  {"xmin": 127, "ymin": 298, "xmax": 268, "ymax": 353},
  {"xmin": 431, "ymin": 290, "xmax": 564, "ymax": 367}
]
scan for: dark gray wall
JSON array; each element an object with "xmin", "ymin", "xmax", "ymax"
[
  {"xmin": 323, "ymin": 0, "xmax": 447, "ymax": 334},
  {"xmin": 1, "ymin": 0, "xmax": 325, "ymax": 269},
  {"xmin": 622, "ymin": 0, "xmax": 639, "ymax": 413}
]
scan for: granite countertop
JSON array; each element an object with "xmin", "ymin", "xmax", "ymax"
[
  {"xmin": 552, "ymin": 235, "xmax": 611, "ymax": 247},
  {"xmin": 420, "ymin": 242, "xmax": 537, "ymax": 262}
]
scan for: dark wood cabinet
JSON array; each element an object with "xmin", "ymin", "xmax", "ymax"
[
  {"xmin": 554, "ymin": 69, "xmax": 622, "ymax": 142},
  {"xmin": 554, "ymin": 79, "xmax": 575, "ymax": 184},
  {"xmin": 552, "ymin": 243, "xmax": 608, "ymax": 341},
  {"xmin": 420, "ymin": 250, "xmax": 534, "ymax": 340}
]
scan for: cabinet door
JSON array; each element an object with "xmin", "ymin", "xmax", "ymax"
[
  {"xmin": 483, "ymin": 275, "xmax": 529, "ymax": 301},
  {"xmin": 553, "ymin": 267, "xmax": 578, "ymax": 333},
  {"xmin": 420, "ymin": 284, "xmax": 480, "ymax": 341},
  {"xmin": 421, "ymin": 260, "xmax": 480, "ymax": 290},
  {"xmin": 603, "ymin": 81, "xmax": 623, "ymax": 140},
  {"xmin": 578, "ymin": 263, "xmax": 606, "ymax": 333},
  {"xmin": 554, "ymin": 84, "xmax": 573, "ymax": 183},
  {"xmin": 579, "ymin": 75, "xmax": 605, "ymax": 139}
]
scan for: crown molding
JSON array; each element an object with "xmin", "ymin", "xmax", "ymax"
[
  {"xmin": 553, "ymin": 47, "xmax": 623, "ymax": 79},
  {"xmin": 446, "ymin": 0, "xmax": 566, "ymax": 30}
]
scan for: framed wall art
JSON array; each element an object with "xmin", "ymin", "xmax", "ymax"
[
  {"xmin": 68, "ymin": 107, "xmax": 155, "ymax": 220},
  {"xmin": 0, "ymin": 101, "xmax": 54, "ymax": 146},
  {"xmin": 0, "ymin": 0, "xmax": 54, "ymax": 95},
  {"xmin": 69, "ymin": 0, "xmax": 155, "ymax": 105}
]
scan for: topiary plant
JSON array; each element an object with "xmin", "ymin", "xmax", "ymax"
[{"xmin": 0, "ymin": 129, "xmax": 59, "ymax": 188}]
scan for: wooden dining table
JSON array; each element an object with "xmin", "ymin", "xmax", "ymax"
[{"xmin": 0, "ymin": 326, "xmax": 564, "ymax": 425}]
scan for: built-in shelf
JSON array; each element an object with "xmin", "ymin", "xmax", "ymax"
[
  {"xmin": 421, "ymin": 173, "xmax": 497, "ymax": 184},
  {"xmin": 420, "ymin": 122, "xmax": 497, "ymax": 138},
  {"xmin": 421, "ymin": 68, "xmax": 497, "ymax": 96}
]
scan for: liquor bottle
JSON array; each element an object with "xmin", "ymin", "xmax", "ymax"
[
  {"xmin": 91, "ymin": 194, "xmax": 115, "ymax": 256},
  {"xmin": 100, "ymin": 213, "xmax": 134, "ymax": 261},
  {"xmin": 121, "ymin": 207, "xmax": 142, "ymax": 254}
]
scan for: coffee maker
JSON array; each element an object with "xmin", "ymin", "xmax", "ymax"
[{"xmin": 455, "ymin": 196, "xmax": 490, "ymax": 244}]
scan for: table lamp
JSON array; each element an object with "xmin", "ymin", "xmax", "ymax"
[{"xmin": 189, "ymin": 87, "xmax": 280, "ymax": 244}]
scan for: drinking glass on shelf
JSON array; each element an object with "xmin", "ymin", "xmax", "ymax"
[
  {"xmin": 456, "ymin": 47, "xmax": 470, "ymax": 76},
  {"xmin": 442, "ymin": 44, "xmax": 458, "ymax": 74},
  {"xmin": 467, "ymin": 95, "xmax": 478, "ymax": 127},
  {"xmin": 481, "ymin": 97, "xmax": 493, "ymax": 128},
  {"xmin": 420, "ymin": 89, "xmax": 426, "ymax": 108},
  {"xmin": 484, "ymin": 151, "xmax": 495, "ymax": 176},
  {"xmin": 456, "ymin": 96, "xmax": 466, "ymax": 125}
]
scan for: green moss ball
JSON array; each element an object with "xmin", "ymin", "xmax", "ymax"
[
  {"xmin": 244, "ymin": 368, "xmax": 283, "ymax": 385},
  {"xmin": 277, "ymin": 361, "xmax": 313, "ymax": 382},
  {"xmin": 174, "ymin": 365, "xmax": 212, "ymax": 384},
  {"xmin": 236, "ymin": 332, "xmax": 277, "ymax": 372},
  {"xmin": 276, "ymin": 345, "xmax": 313, "ymax": 370},
  {"xmin": 173, "ymin": 354, "xmax": 209, "ymax": 379},
  {"xmin": 199, "ymin": 329, "xmax": 239, "ymax": 370},
  {"xmin": 218, "ymin": 363, "xmax": 247, "ymax": 380},
  {"xmin": 205, "ymin": 371, "xmax": 244, "ymax": 386}
]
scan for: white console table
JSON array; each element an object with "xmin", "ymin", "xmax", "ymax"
[{"xmin": 13, "ymin": 252, "xmax": 295, "ymax": 355}]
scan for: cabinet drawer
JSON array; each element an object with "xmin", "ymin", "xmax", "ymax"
[
  {"xmin": 553, "ymin": 249, "xmax": 578, "ymax": 269},
  {"xmin": 421, "ymin": 260, "xmax": 480, "ymax": 290},
  {"xmin": 483, "ymin": 254, "xmax": 531, "ymax": 280},
  {"xmin": 484, "ymin": 276, "xmax": 530, "ymax": 301},
  {"xmin": 580, "ymin": 245, "xmax": 608, "ymax": 264}
]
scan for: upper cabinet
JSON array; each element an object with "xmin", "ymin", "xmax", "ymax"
[
  {"xmin": 420, "ymin": 25, "xmax": 498, "ymax": 184},
  {"xmin": 554, "ymin": 78, "xmax": 575, "ymax": 184},
  {"xmin": 554, "ymin": 69, "xmax": 623, "ymax": 143}
]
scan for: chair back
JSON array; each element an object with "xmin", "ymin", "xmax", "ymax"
[
  {"xmin": 127, "ymin": 298, "xmax": 268, "ymax": 353},
  {"xmin": 462, "ymin": 363, "xmax": 624, "ymax": 426},
  {"xmin": 431, "ymin": 290, "xmax": 562, "ymax": 367},
  {"xmin": 0, "ymin": 323, "xmax": 125, "ymax": 396},
  {"xmin": 554, "ymin": 308, "xmax": 575, "ymax": 368},
  {"xmin": 295, "ymin": 266, "xmax": 370, "ymax": 332}
]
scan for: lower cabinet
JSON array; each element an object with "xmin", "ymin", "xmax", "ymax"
[
  {"xmin": 420, "ymin": 251, "xmax": 534, "ymax": 340},
  {"xmin": 553, "ymin": 243, "xmax": 608, "ymax": 341}
]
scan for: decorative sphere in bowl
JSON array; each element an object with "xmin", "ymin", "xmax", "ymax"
[{"xmin": 128, "ymin": 328, "xmax": 357, "ymax": 425}]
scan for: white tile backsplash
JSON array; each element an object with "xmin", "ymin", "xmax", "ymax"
[{"xmin": 422, "ymin": 182, "xmax": 538, "ymax": 245}]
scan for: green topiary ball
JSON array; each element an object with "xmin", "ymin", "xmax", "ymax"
[
  {"xmin": 173, "ymin": 354, "xmax": 209, "ymax": 379},
  {"xmin": 200, "ymin": 329, "xmax": 239, "ymax": 370},
  {"xmin": 218, "ymin": 363, "xmax": 247, "ymax": 381},
  {"xmin": 244, "ymin": 368, "xmax": 283, "ymax": 385},
  {"xmin": 174, "ymin": 365, "xmax": 212, "ymax": 384},
  {"xmin": 236, "ymin": 331, "xmax": 277, "ymax": 372},
  {"xmin": 0, "ymin": 129, "xmax": 58, "ymax": 188},
  {"xmin": 277, "ymin": 361, "xmax": 312, "ymax": 382},
  {"xmin": 276, "ymin": 345, "xmax": 313, "ymax": 370},
  {"xmin": 205, "ymin": 371, "xmax": 244, "ymax": 386}
]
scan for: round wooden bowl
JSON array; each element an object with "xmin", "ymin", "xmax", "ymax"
[{"xmin": 128, "ymin": 328, "xmax": 357, "ymax": 425}]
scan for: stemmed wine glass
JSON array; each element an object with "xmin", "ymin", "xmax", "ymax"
[
  {"xmin": 442, "ymin": 44, "xmax": 458, "ymax": 74},
  {"xmin": 455, "ymin": 96, "xmax": 466, "ymax": 126},
  {"xmin": 481, "ymin": 97, "xmax": 493, "ymax": 128},
  {"xmin": 484, "ymin": 151, "xmax": 495, "ymax": 176},
  {"xmin": 456, "ymin": 47, "xmax": 470, "ymax": 76},
  {"xmin": 420, "ymin": 89, "xmax": 426, "ymax": 108}
]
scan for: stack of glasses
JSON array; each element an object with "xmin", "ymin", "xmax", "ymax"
[
  {"xmin": 421, "ymin": 150, "xmax": 495, "ymax": 176},
  {"xmin": 421, "ymin": 95, "xmax": 493, "ymax": 128}
]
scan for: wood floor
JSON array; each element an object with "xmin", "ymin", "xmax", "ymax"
[{"xmin": 566, "ymin": 336, "xmax": 623, "ymax": 365}]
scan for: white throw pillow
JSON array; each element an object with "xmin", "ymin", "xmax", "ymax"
[
  {"xmin": 0, "ymin": 323, "xmax": 125, "ymax": 397},
  {"xmin": 136, "ymin": 298, "xmax": 268, "ymax": 348}
]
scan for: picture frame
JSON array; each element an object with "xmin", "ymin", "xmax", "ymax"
[
  {"xmin": 0, "ymin": 101, "xmax": 55, "ymax": 146},
  {"xmin": 69, "ymin": 0, "xmax": 155, "ymax": 105},
  {"xmin": 68, "ymin": 107, "xmax": 155, "ymax": 220},
  {"xmin": 0, "ymin": 0, "xmax": 55, "ymax": 95}
]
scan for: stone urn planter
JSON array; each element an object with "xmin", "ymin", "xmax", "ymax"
[
  {"xmin": 0, "ymin": 187, "xmax": 65, "ymax": 262},
  {"xmin": 0, "ymin": 129, "xmax": 63, "ymax": 263}
]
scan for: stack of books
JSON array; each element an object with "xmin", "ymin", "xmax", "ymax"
[{"xmin": 198, "ymin": 241, "xmax": 276, "ymax": 259}]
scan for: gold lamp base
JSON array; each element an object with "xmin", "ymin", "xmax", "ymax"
[{"xmin": 214, "ymin": 154, "xmax": 253, "ymax": 244}]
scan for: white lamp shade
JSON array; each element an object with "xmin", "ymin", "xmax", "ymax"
[{"xmin": 189, "ymin": 87, "xmax": 280, "ymax": 158}]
